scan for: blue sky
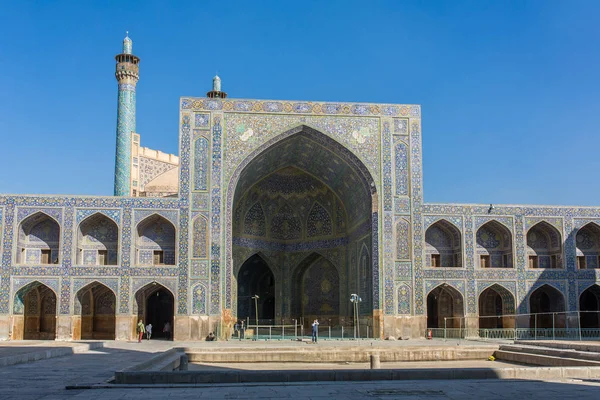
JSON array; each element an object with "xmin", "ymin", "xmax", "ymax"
[{"xmin": 0, "ymin": 1, "xmax": 598, "ymax": 205}]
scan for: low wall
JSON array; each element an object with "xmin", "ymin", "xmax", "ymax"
[{"xmin": 183, "ymin": 346, "xmax": 497, "ymax": 363}]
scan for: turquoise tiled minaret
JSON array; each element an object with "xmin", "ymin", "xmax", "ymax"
[{"xmin": 114, "ymin": 33, "xmax": 140, "ymax": 196}]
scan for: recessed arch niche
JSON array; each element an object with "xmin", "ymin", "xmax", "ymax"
[{"xmin": 228, "ymin": 126, "xmax": 377, "ymax": 332}]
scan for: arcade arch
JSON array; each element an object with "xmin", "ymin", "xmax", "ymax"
[
  {"xmin": 17, "ymin": 212, "xmax": 60, "ymax": 265},
  {"xmin": 425, "ymin": 220, "xmax": 462, "ymax": 268},
  {"xmin": 74, "ymin": 282, "xmax": 116, "ymax": 339},
  {"xmin": 478, "ymin": 284, "xmax": 515, "ymax": 329},
  {"xmin": 580, "ymin": 284, "xmax": 600, "ymax": 329},
  {"xmin": 76, "ymin": 214, "xmax": 119, "ymax": 265},
  {"xmin": 526, "ymin": 222, "xmax": 562, "ymax": 269},
  {"xmin": 134, "ymin": 283, "xmax": 174, "ymax": 340},
  {"xmin": 529, "ymin": 284, "xmax": 566, "ymax": 328},
  {"xmin": 476, "ymin": 221, "xmax": 512, "ymax": 268},
  {"xmin": 135, "ymin": 215, "xmax": 176, "ymax": 266},
  {"xmin": 426, "ymin": 284, "xmax": 464, "ymax": 329},
  {"xmin": 576, "ymin": 223, "xmax": 600, "ymax": 269},
  {"xmin": 12, "ymin": 282, "xmax": 57, "ymax": 340}
]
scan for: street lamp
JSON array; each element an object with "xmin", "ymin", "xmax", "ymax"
[{"xmin": 350, "ymin": 294, "xmax": 362, "ymax": 339}]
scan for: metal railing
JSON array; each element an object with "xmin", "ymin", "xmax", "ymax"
[
  {"xmin": 426, "ymin": 311, "xmax": 600, "ymax": 341},
  {"xmin": 228, "ymin": 321, "xmax": 375, "ymax": 341}
]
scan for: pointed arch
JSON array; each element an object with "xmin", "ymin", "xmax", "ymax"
[
  {"xmin": 192, "ymin": 214, "xmax": 208, "ymax": 258},
  {"xmin": 135, "ymin": 214, "xmax": 176, "ymax": 265},
  {"xmin": 17, "ymin": 211, "xmax": 61, "ymax": 265},
  {"xmin": 74, "ymin": 281, "xmax": 116, "ymax": 340},
  {"xmin": 290, "ymin": 252, "xmax": 340, "ymax": 321},
  {"xmin": 76, "ymin": 213, "xmax": 119, "ymax": 265},
  {"xmin": 527, "ymin": 221, "xmax": 563, "ymax": 268},
  {"xmin": 306, "ymin": 202, "xmax": 332, "ymax": 238},
  {"xmin": 227, "ymin": 124, "xmax": 379, "ymax": 333},
  {"xmin": 529, "ymin": 284, "xmax": 565, "ymax": 328},
  {"xmin": 426, "ymin": 284, "xmax": 464, "ymax": 329},
  {"xmin": 237, "ymin": 254, "xmax": 275, "ymax": 322},
  {"xmin": 576, "ymin": 222, "xmax": 600, "ymax": 269},
  {"xmin": 476, "ymin": 220, "xmax": 513, "ymax": 268},
  {"xmin": 425, "ymin": 219, "xmax": 462, "ymax": 268},
  {"xmin": 478, "ymin": 283, "xmax": 515, "ymax": 329},
  {"xmin": 134, "ymin": 282, "xmax": 175, "ymax": 340},
  {"xmin": 243, "ymin": 202, "xmax": 266, "ymax": 237},
  {"xmin": 580, "ymin": 284, "xmax": 600, "ymax": 329},
  {"xmin": 12, "ymin": 281, "xmax": 57, "ymax": 340}
]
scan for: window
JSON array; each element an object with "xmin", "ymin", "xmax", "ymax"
[
  {"xmin": 480, "ymin": 255, "xmax": 490, "ymax": 268},
  {"xmin": 41, "ymin": 249, "xmax": 51, "ymax": 265},
  {"xmin": 98, "ymin": 250, "xmax": 108, "ymax": 266},
  {"xmin": 577, "ymin": 256, "xmax": 586, "ymax": 269},
  {"xmin": 431, "ymin": 254, "xmax": 441, "ymax": 268},
  {"xmin": 503, "ymin": 254, "xmax": 510, "ymax": 268},
  {"xmin": 551, "ymin": 255, "xmax": 559, "ymax": 269},
  {"xmin": 153, "ymin": 250, "xmax": 164, "ymax": 265},
  {"xmin": 529, "ymin": 256, "xmax": 538, "ymax": 269}
]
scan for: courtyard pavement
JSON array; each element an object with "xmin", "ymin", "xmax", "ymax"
[{"xmin": 0, "ymin": 340, "xmax": 599, "ymax": 399}]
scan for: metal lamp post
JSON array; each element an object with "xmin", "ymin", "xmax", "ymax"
[
  {"xmin": 350, "ymin": 294, "xmax": 362, "ymax": 339},
  {"xmin": 251, "ymin": 295, "xmax": 259, "ymax": 327}
]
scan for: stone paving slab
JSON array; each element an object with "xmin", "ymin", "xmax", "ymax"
[
  {"xmin": 0, "ymin": 341, "xmax": 104, "ymax": 367},
  {"xmin": 42, "ymin": 379, "xmax": 600, "ymax": 399}
]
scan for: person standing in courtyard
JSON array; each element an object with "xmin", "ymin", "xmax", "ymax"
[
  {"xmin": 137, "ymin": 320, "xmax": 145, "ymax": 343},
  {"xmin": 239, "ymin": 320, "xmax": 245, "ymax": 341},
  {"xmin": 312, "ymin": 319, "xmax": 319, "ymax": 343},
  {"xmin": 146, "ymin": 323, "xmax": 152, "ymax": 340},
  {"xmin": 163, "ymin": 321, "xmax": 171, "ymax": 340}
]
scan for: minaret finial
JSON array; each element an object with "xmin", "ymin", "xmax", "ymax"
[{"xmin": 123, "ymin": 32, "xmax": 132, "ymax": 54}]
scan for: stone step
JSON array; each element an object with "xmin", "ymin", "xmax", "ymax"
[
  {"xmin": 516, "ymin": 340, "xmax": 600, "ymax": 353},
  {"xmin": 494, "ymin": 350, "xmax": 600, "ymax": 367},
  {"xmin": 499, "ymin": 344, "xmax": 600, "ymax": 363}
]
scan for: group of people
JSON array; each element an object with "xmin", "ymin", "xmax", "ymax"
[
  {"xmin": 136, "ymin": 320, "xmax": 172, "ymax": 342},
  {"xmin": 233, "ymin": 320, "xmax": 245, "ymax": 340},
  {"xmin": 135, "ymin": 318, "xmax": 321, "ymax": 342}
]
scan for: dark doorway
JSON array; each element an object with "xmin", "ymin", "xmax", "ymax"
[
  {"xmin": 237, "ymin": 254, "xmax": 275, "ymax": 324},
  {"xmin": 146, "ymin": 289, "xmax": 174, "ymax": 339},
  {"xmin": 580, "ymin": 285, "xmax": 600, "ymax": 329},
  {"xmin": 426, "ymin": 285, "xmax": 464, "ymax": 329},
  {"xmin": 529, "ymin": 285, "xmax": 565, "ymax": 328}
]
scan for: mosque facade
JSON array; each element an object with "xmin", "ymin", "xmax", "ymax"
[{"xmin": 1, "ymin": 36, "xmax": 599, "ymax": 341}]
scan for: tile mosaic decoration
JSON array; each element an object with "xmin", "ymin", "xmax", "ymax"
[
  {"xmin": 191, "ymin": 281, "xmax": 207, "ymax": 314},
  {"xmin": 193, "ymin": 137, "xmax": 209, "ymax": 191},
  {"xmin": 397, "ymin": 283, "xmax": 411, "ymax": 314}
]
